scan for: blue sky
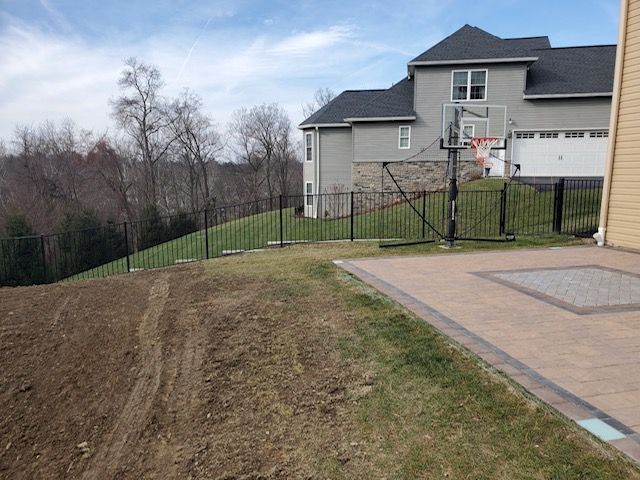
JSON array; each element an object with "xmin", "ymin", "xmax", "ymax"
[{"xmin": 0, "ymin": 0, "xmax": 620, "ymax": 141}]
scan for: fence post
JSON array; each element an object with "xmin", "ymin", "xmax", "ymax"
[
  {"xmin": 40, "ymin": 235, "xmax": 47, "ymax": 283},
  {"xmin": 350, "ymin": 192, "xmax": 354, "ymax": 241},
  {"xmin": 204, "ymin": 209, "xmax": 210, "ymax": 259},
  {"xmin": 553, "ymin": 178, "xmax": 565, "ymax": 233},
  {"xmin": 421, "ymin": 190, "xmax": 427, "ymax": 238},
  {"xmin": 279, "ymin": 195, "xmax": 284, "ymax": 248},
  {"xmin": 499, "ymin": 183, "xmax": 507, "ymax": 235},
  {"xmin": 124, "ymin": 222, "xmax": 131, "ymax": 273}
]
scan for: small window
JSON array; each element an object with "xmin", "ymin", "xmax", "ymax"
[
  {"xmin": 305, "ymin": 182, "xmax": 313, "ymax": 206},
  {"xmin": 398, "ymin": 126, "xmax": 411, "ymax": 149},
  {"xmin": 515, "ymin": 132, "xmax": 535, "ymax": 139},
  {"xmin": 590, "ymin": 131, "xmax": 608, "ymax": 138},
  {"xmin": 461, "ymin": 124, "xmax": 475, "ymax": 145},
  {"xmin": 565, "ymin": 131, "xmax": 585, "ymax": 138},
  {"xmin": 451, "ymin": 70, "xmax": 487, "ymax": 101},
  {"xmin": 305, "ymin": 132, "xmax": 313, "ymax": 162},
  {"xmin": 539, "ymin": 132, "xmax": 559, "ymax": 139}
]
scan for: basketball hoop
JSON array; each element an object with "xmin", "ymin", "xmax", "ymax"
[{"xmin": 470, "ymin": 137, "xmax": 498, "ymax": 168}]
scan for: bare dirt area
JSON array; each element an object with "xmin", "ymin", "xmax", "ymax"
[{"xmin": 0, "ymin": 261, "xmax": 369, "ymax": 479}]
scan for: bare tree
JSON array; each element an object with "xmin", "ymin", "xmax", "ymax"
[
  {"xmin": 229, "ymin": 108, "xmax": 264, "ymax": 202},
  {"xmin": 87, "ymin": 138, "xmax": 137, "ymax": 222},
  {"xmin": 302, "ymin": 87, "xmax": 337, "ymax": 118},
  {"xmin": 167, "ymin": 90, "xmax": 224, "ymax": 210},
  {"xmin": 110, "ymin": 58, "xmax": 174, "ymax": 206}
]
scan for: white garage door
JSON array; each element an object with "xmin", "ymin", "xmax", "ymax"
[{"xmin": 513, "ymin": 130, "xmax": 609, "ymax": 178}]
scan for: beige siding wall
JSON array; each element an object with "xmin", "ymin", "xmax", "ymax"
[{"xmin": 606, "ymin": 0, "xmax": 640, "ymax": 249}]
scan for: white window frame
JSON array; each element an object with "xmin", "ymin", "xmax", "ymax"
[
  {"xmin": 305, "ymin": 181, "xmax": 313, "ymax": 206},
  {"xmin": 304, "ymin": 132, "xmax": 313, "ymax": 162},
  {"xmin": 450, "ymin": 69, "xmax": 488, "ymax": 102},
  {"xmin": 398, "ymin": 126, "xmax": 411, "ymax": 149}
]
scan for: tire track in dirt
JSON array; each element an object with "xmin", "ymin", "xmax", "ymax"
[
  {"xmin": 81, "ymin": 274, "xmax": 170, "ymax": 479},
  {"xmin": 151, "ymin": 301, "xmax": 207, "ymax": 476}
]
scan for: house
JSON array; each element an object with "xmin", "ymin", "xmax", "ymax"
[
  {"xmin": 300, "ymin": 25, "xmax": 615, "ymax": 210},
  {"xmin": 597, "ymin": 0, "xmax": 640, "ymax": 250}
]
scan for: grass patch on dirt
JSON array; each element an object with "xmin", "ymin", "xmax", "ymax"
[{"xmin": 201, "ymin": 240, "xmax": 638, "ymax": 479}]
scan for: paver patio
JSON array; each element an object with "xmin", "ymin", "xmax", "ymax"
[{"xmin": 338, "ymin": 245, "xmax": 640, "ymax": 462}]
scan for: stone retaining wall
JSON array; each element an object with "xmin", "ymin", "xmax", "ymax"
[{"xmin": 352, "ymin": 160, "xmax": 483, "ymax": 194}]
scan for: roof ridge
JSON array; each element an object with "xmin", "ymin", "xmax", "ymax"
[
  {"xmin": 504, "ymin": 35, "xmax": 548, "ymax": 40},
  {"xmin": 342, "ymin": 88, "xmax": 386, "ymax": 92}
]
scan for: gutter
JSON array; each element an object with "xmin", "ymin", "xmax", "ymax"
[
  {"xmin": 297, "ymin": 123, "xmax": 350, "ymax": 129},
  {"xmin": 523, "ymin": 92, "xmax": 612, "ymax": 99},
  {"xmin": 344, "ymin": 116, "xmax": 417, "ymax": 123},
  {"xmin": 408, "ymin": 57, "xmax": 538, "ymax": 66},
  {"xmin": 596, "ymin": 0, "xmax": 628, "ymax": 247}
]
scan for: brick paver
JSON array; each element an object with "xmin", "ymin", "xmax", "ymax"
[{"xmin": 339, "ymin": 246, "xmax": 640, "ymax": 463}]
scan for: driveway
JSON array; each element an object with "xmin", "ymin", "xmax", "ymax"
[{"xmin": 338, "ymin": 245, "xmax": 640, "ymax": 462}]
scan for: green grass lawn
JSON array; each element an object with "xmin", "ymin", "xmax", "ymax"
[
  {"xmin": 68, "ymin": 179, "xmax": 601, "ymax": 281},
  {"xmin": 197, "ymin": 241, "xmax": 639, "ymax": 478}
]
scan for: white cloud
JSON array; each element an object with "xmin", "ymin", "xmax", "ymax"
[{"xmin": 0, "ymin": 16, "xmax": 398, "ymax": 142}]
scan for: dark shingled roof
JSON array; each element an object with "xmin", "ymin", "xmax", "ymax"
[
  {"xmin": 411, "ymin": 25, "xmax": 547, "ymax": 63},
  {"xmin": 299, "ymin": 90, "xmax": 383, "ymax": 126},
  {"xmin": 524, "ymin": 45, "xmax": 616, "ymax": 95},
  {"xmin": 346, "ymin": 77, "xmax": 415, "ymax": 119},
  {"xmin": 300, "ymin": 26, "xmax": 615, "ymax": 126},
  {"xmin": 504, "ymin": 36, "xmax": 551, "ymax": 50}
]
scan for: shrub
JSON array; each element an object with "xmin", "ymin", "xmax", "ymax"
[
  {"xmin": 0, "ymin": 213, "xmax": 45, "ymax": 286},
  {"xmin": 56, "ymin": 209, "xmax": 127, "ymax": 278},
  {"xmin": 137, "ymin": 204, "xmax": 167, "ymax": 250},
  {"xmin": 167, "ymin": 211, "xmax": 199, "ymax": 240}
]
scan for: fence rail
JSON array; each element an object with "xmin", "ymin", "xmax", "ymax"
[{"xmin": 0, "ymin": 178, "xmax": 603, "ymax": 287}]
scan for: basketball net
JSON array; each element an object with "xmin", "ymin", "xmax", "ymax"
[{"xmin": 470, "ymin": 137, "xmax": 498, "ymax": 168}]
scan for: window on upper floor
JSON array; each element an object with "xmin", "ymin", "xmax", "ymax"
[
  {"xmin": 451, "ymin": 70, "xmax": 487, "ymax": 101},
  {"xmin": 398, "ymin": 126, "xmax": 411, "ymax": 149},
  {"xmin": 305, "ymin": 132, "xmax": 313, "ymax": 162}
]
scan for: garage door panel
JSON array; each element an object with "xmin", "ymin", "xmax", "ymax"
[{"xmin": 513, "ymin": 131, "xmax": 607, "ymax": 178}]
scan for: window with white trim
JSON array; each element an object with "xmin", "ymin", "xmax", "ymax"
[
  {"xmin": 539, "ymin": 132, "xmax": 559, "ymax": 139},
  {"xmin": 451, "ymin": 70, "xmax": 487, "ymax": 101},
  {"xmin": 590, "ymin": 131, "xmax": 608, "ymax": 138},
  {"xmin": 515, "ymin": 132, "xmax": 535, "ymax": 139},
  {"xmin": 565, "ymin": 131, "xmax": 585, "ymax": 138},
  {"xmin": 461, "ymin": 124, "xmax": 475, "ymax": 145},
  {"xmin": 305, "ymin": 182, "xmax": 313, "ymax": 206},
  {"xmin": 305, "ymin": 132, "xmax": 313, "ymax": 162},
  {"xmin": 398, "ymin": 126, "xmax": 411, "ymax": 149}
]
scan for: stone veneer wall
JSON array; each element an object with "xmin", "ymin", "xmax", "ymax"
[{"xmin": 352, "ymin": 160, "xmax": 483, "ymax": 193}]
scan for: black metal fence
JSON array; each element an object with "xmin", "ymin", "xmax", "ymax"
[{"xmin": 0, "ymin": 178, "xmax": 602, "ymax": 287}]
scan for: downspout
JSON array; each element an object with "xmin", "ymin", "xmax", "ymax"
[
  {"xmin": 315, "ymin": 126, "xmax": 320, "ymax": 218},
  {"xmin": 595, "ymin": 0, "xmax": 627, "ymax": 246}
]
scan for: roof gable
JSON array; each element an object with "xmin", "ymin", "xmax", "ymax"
[{"xmin": 410, "ymin": 25, "xmax": 542, "ymax": 63}]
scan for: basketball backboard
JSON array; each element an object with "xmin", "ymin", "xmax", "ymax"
[{"xmin": 441, "ymin": 104, "xmax": 507, "ymax": 149}]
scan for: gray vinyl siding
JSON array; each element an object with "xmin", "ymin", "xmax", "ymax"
[
  {"xmin": 353, "ymin": 63, "xmax": 611, "ymax": 163},
  {"xmin": 302, "ymin": 128, "xmax": 316, "ymax": 194},
  {"xmin": 318, "ymin": 128, "xmax": 352, "ymax": 193}
]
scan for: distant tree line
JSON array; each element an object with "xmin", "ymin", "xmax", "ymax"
[{"xmin": 0, "ymin": 58, "xmax": 311, "ymax": 239}]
